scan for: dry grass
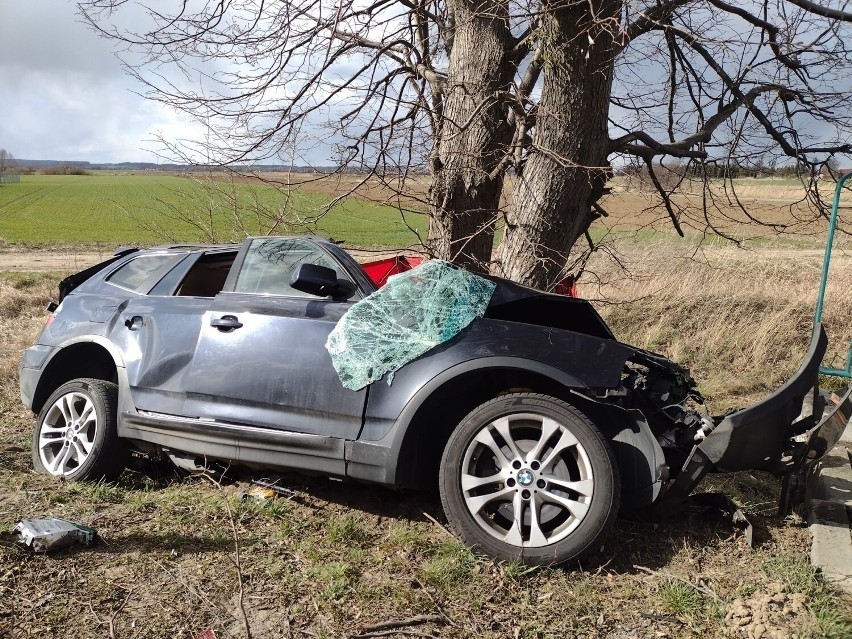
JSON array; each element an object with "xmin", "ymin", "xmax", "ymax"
[
  {"xmin": 582, "ymin": 240, "xmax": 852, "ymax": 409},
  {"xmin": 262, "ymin": 173, "xmax": 851, "ymax": 243},
  {"xmin": 1, "ymin": 246, "xmax": 851, "ymax": 638}
]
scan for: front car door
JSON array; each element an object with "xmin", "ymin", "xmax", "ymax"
[{"xmin": 181, "ymin": 237, "xmax": 369, "ymax": 439}]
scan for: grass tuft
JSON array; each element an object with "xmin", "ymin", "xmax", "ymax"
[
  {"xmin": 310, "ymin": 561, "xmax": 357, "ymax": 601},
  {"xmin": 326, "ymin": 514, "xmax": 373, "ymax": 546},
  {"xmin": 421, "ymin": 540, "xmax": 477, "ymax": 593},
  {"xmin": 660, "ymin": 580, "xmax": 705, "ymax": 617}
]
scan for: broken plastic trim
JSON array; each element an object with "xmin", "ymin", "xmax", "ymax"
[
  {"xmin": 656, "ymin": 324, "xmax": 836, "ymax": 516},
  {"xmin": 326, "ymin": 260, "xmax": 497, "ymax": 390}
]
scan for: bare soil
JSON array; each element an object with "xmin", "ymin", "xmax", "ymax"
[{"xmin": 0, "ymin": 249, "xmax": 109, "ymax": 272}]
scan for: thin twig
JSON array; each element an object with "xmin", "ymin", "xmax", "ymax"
[
  {"xmin": 352, "ymin": 614, "xmax": 444, "ymax": 636},
  {"xmin": 353, "ymin": 631, "xmax": 439, "ymax": 639},
  {"xmin": 422, "ymin": 512, "xmax": 454, "ymax": 538},
  {"xmin": 224, "ymin": 498, "xmax": 252, "ymax": 639},
  {"xmin": 633, "ymin": 565, "xmax": 721, "ymax": 603},
  {"xmin": 152, "ymin": 559, "xmax": 243, "ymax": 623},
  {"xmin": 413, "ymin": 579, "xmax": 456, "ymax": 627},
  {"xmin": 85, "ymin": 586, "xmax": 134, "ymax": 639}
]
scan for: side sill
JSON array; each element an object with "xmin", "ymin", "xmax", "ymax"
[
  {"xmin": 345, "ymin": 440, "xmax": 394, "ymax": 485},
  {"xmin": 120, "ymin": 411, "xmax": 346, "ymax": 476}
]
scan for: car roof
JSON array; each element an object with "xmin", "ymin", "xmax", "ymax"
[{"xmin": 134, "ymin": 235, "xmax": 340, "ymax": 254}]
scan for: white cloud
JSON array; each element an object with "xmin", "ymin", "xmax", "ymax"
[{"xmin": 0, "ymin": 2, "xmax": 236, "ymax": 163}]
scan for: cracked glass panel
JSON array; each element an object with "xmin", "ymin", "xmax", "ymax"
[{"xmin": 326, "ymin": 260, "xmax": 497, "ymax": 390}]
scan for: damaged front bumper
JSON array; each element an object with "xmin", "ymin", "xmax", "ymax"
[{"xmin": 657, "ymin": 323, "xmax": 852, "ymax": 514}]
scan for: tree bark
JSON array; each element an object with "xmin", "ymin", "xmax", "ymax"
[
  {"xmin": 493, "ymin": 1, "xmax": 620, "ymax": 289},
  {"xmin": 427, "ymin": 1, "xmax": 513, "ymax": 273}
]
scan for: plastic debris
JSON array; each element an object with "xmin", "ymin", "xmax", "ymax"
[
  {"xmin": 251, "ymin": 478, "xmax": 295, "ymax": 497},
  {"xmin": 241, "ymin": 486, "xmax": 278, "ymax": 504},
  {"xmin": 240, "ymin": 479, "xmax": 296, "ymax": 504},
  {"xmin": 12, "ymin": 518, "xmax": 96, "ymax": 552},
  {"xmin": 326, "ymin": 260, "xmax": 496, "ymax": 390}
]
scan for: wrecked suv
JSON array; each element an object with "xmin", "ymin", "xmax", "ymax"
[{"xmin": 19, "ymin": 237, "xmax": 849, "ymax": 565}]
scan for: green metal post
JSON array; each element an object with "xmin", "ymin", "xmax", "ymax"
[
  {"xmin": 815, "ymin": 171, "xmax": 852, "ymax": 378},
  {"xmin": 814, "ymin": 172, "xmax": 852, "ymax": 323}
]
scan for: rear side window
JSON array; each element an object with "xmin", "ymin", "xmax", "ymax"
[{"xmin": 106, "ymin": 254, "xmax": 182, "ymax": 293}]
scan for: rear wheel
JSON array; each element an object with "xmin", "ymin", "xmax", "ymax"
[
  {"xmin": 439, "ymin": 393, "xmax": 619, "ymax": 565},
  {"xmin": 32, "ymin": 378, "xmax": 127, "ymax": 481}
]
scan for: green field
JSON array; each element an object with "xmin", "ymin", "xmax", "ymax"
[{"xmin": 0, "ymin": 174, "xmax": 427, "ymax": 246}]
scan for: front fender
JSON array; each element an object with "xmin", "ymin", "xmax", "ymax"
[
  {"xmin": 360, "ymin": 317, "xmax": 635, "ymax": 442},
  {"xmin": 348, "ymin": 319, "xmax": 637, "ymax": 487}
]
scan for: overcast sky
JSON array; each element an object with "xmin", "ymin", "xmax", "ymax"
[{"xmin": 0, "ymin": 2, "xmax": 234, "ymax": 164}]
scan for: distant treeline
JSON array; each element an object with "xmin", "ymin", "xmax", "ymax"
[
  {"xmin": 15, "ymin": 159, "xmax": 342, "ymax": 173},
  {"xmin": 37, "ymin": 164, "xmax": 92, "ymax": 175},
  {"xmin": 617, "ymin": 160, "xmax": 845, "ymax": 182}
]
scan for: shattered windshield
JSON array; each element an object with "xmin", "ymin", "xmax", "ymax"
[{"xmin": 326, "ymin": 260, "xmax": 497, "ymax": 390}]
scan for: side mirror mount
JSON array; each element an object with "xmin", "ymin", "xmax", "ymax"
[{"xmin": 290, "ymin": 263, "xmax": 355, "ymax": 299}]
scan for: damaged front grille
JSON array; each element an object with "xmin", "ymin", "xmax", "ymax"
[{"xmin": 615, "ymin": 350, "xmax": 711, "ymax": 475}]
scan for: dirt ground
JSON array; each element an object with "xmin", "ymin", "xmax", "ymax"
[
  {"xmin": 0, "ymin": 247, "xmax": 411, "ymax": 273},
  {"xmin": 0, "ymin": 249, "xmax": 109, "ymax": 272}
]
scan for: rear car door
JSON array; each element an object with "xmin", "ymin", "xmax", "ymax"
[
  {"xmin": 108, "ymin": 249, "xmax": 237, "ymax": 416},
  {"xmin": 180, "ymin": 237, "xmax": 368, "ymax": 439}
]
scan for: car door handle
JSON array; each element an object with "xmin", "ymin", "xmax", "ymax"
[
  {"xmin": 124, "ymin": 315, "xmax": 144, "ymax": 330},
  {"xmin": 210, "ymin": 315, "xmax": 243, "ymax": 331}
]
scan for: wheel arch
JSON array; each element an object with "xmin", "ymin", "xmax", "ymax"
[
  {"xmin": 388, "ymin": 359, "xmax": 584, "ymax": 490},
  {"xmin": 32, "ymin": 338, "xmax": 123, "ymax": 413},
  {"xmin": 386, "ymin": 360, "xmax": 665, "ymax": 509}
]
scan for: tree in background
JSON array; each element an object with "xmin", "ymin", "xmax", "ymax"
[
  {"xmin": 80, "ymin": 1, "xmax": 852, "ymax": 288},
  {"xmin": 0, "ymin": 149, "xmax": 12, "ymax": 181}
]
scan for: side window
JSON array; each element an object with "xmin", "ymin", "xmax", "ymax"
[
  {"xmin": 149, "ymin": 252, "xmax": 238, "ymax": 297},
  {"xmin": 234, "ymin": 238, "xmax": 348, "ymax": 297},
  {"xmin": 106, "ymin": 254, "xmax": 182, "ymax": 293},
  {"xmin": 175, "ymin": 253, "xmax": 237, "ymax": 297}
]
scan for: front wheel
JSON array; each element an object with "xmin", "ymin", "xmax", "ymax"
[
  {"xmin": 32, "ymin": 378, "xmax": 127, "ymax": 481},
  {"xmin": 439, "ymin": 393, "xmax": 620, "ymax": 565}
]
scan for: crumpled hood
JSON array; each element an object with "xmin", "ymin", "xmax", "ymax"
[{"xmin": 483, "ymin": 276, "xmax": 614, "ymax": 340}]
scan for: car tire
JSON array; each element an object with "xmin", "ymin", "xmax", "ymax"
[
  {"xmin": 439, "ymin": 393, "xmax": 620, "ymax": 565},
  {"xmin": 32, "ymin": 378, "xmax": 127, "ymax": 482}
]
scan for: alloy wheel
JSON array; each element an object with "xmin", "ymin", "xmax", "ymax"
[
  {"xmin": 38, "ymin": 391, "xmax": 99, "ymax": 476},
  {"xmin": 459, "ymin": 412, "xmax": 594, "ymax": 548}
]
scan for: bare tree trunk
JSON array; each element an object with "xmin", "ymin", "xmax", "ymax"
[
  {"xmin": 427, "ymin": 1, "xmax": 513, "ymax": 273},
  {"xmin": 494, "ymin": 2, "xmax": 619, "ymax": 289}
]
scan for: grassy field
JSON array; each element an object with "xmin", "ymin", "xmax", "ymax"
[
  {"xmin": 1, "ymin": 173, "xmax": 852, "ymax": 637},
  {"xmin": 2, "ymin": 173, "xmax": 847, "ymax": 250},
  {"xmin": 1, "ymin": 269, "xmax": 851, "ymax": 638},
  {"xmin": 0, "ymin": 174, "xmax": 427, "ymax": 247}
]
